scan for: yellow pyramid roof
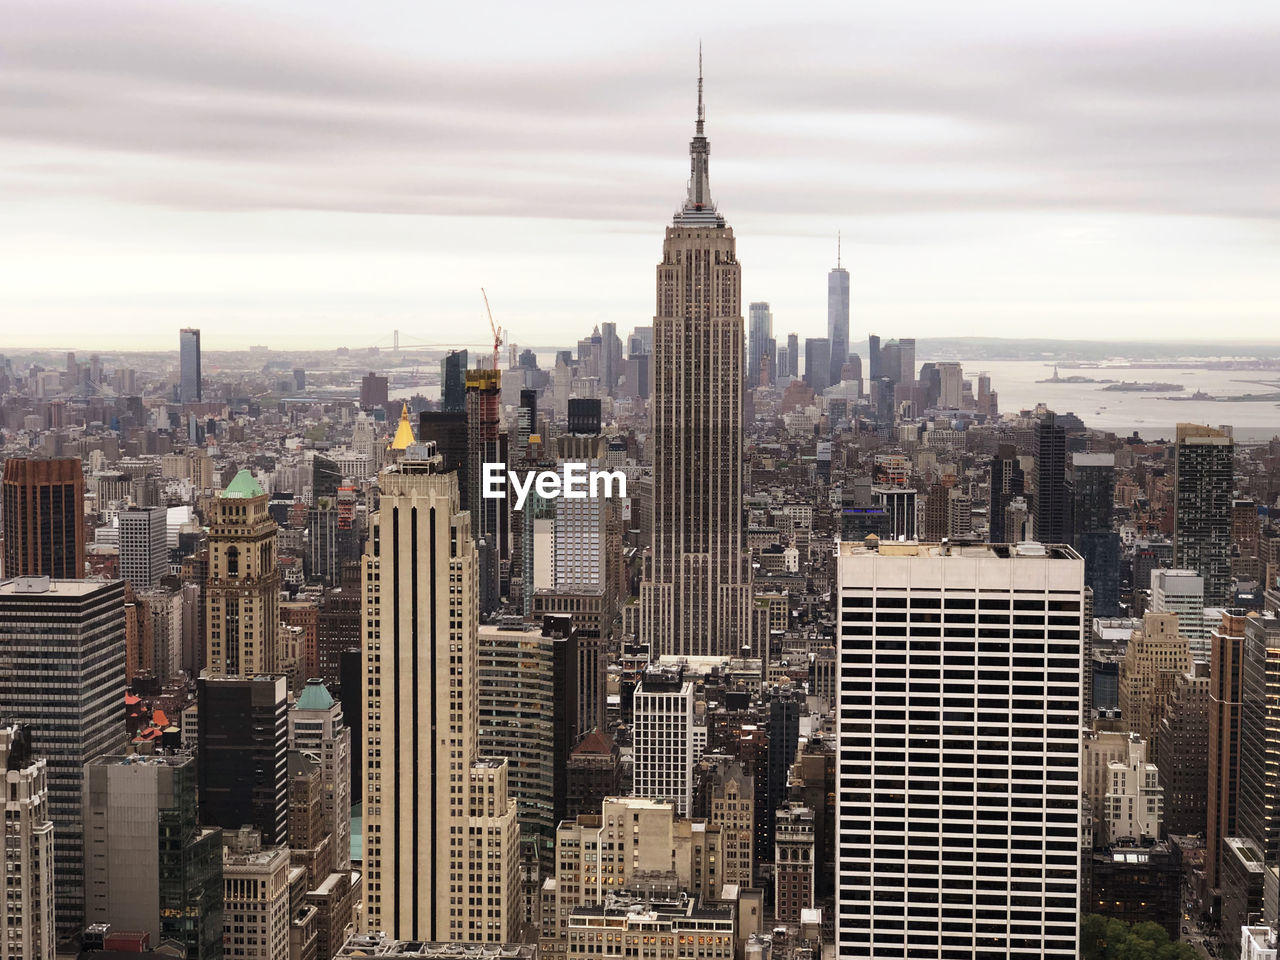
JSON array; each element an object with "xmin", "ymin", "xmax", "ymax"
[{"xmin": 388, "ymin": 402, "xmax": 416, "ymax": 450}]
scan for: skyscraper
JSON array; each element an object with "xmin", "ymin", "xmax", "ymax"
[
  {"xmin": 1174, "ymin": 423, "xmax": 1234, "ymax": 606},
  {"xmin": 1070, "ymin": 453, "xmax": 1120, "ymax": 616},
  {"xmin": 867, "ymin": 333, "xmax": 881, "ymax": 381},
  {"xmin": 988, "ymin": 445, "xmax": 1025, "ymax": 544},
  {"xmin": 205, "ymin": 470, "xmax": 281, "ymax": 677},
  {"xmin": 362, "ymin": 441, "xmax": 519, "ymax": 941},
  {"xmin": 1, "ymin": 724, "xmax": 55, "ymax": 960},
  {"xmin": 440, "ymin": 350, "xmax": 468, "ymax": 413},
  {"xmin": 640, "ymin": 62, "xmax": 751, "ymax": 658},
  {"xmin": 632, "ymin": 669, "xmax": 695, "ymax": 817},
  {"xmin": 2, "ymin": 457, "xmax": 85, "ymax": 580},
  {"xmin": 0, "ymin": 576, "xmax": 126, "ymax": 938},
  {"xmin": 835, "ymin": 540, "xmax": 1083, "ymax": 957},
  {"xmin": 465, "ymin": 368, "xmax": 503, "ymax": 614},
  {"xmin": 1034, "ymin": 412, "xmax": 1069, "ymax": 544},
  {"xmin": 83, "ymin": 753, "xmax": 224, "ymax": 960},
  {"xmin": 197, "ymin": 675, "xmax": 288, "ymax": 847},
  {"xmin": 748, "ymin": 301, "xmax": 772, "ymax": 389},
  {"xmin": 118, "ymin": 505, "xmax": 169, "ymax": 590},
  {"xmin": 179, "ymin": 328, "xmax": 201, "ymax": 403},
  {"xmin": 828, "ymin": 241, "xmax": 850, "ymax": 386},
  {"xmin": 804, "ymin": 337, "xmax": 831, "ymax": 394},
  {"xmin": 785, "ymin": 332, "xmax": 799, "ymax": 379},
  {"xmin": 289, "ymin": 678, "xmax": 352, "ymax": 873}
]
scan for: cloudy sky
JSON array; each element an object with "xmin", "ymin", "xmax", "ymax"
[{"xmin": 3, "ymin": 0, "xmax": 1278, "ymax": 351}]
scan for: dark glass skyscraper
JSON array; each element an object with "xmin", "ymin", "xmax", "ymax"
[
  {"xmin": 1034, "ymin": 412, "xmax": 1069, "ymax": 543},
  {"xmin": 748, "ymin": 301, "xmax": 772, "ymax": 388},
  {"xmin": 441, "ymin": 349, "xmax": 468, "ymax": 413},
  {"xmin": 179, "ymin": 327, "xmax": 201, "ymax": 403},
  {"xmin": 804, "ymin": 337, "xmax": 831, "ymax": 394},
  {"xmin": 1070, "ymin": 452, "xmax": 1120, "ymax": 616}
]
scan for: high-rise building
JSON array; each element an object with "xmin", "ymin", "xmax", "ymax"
[
  {"xmin": 289, "ymin": 678, "xmax": 352, "ymax": 873},
  {"xmin": 180, "ymin": 328, "xmax": 202, "ymax": 404},
  {"xmin": 828, "ymin": 248, "xmax": 850, "ymax": 386},
  {"xmin": 360, "ymin": 372, "xmax": 389, "ymax": 411},
  {"xmin": 119, "ymin": 505, "xmax": 169, "ymax": 590},
  {"xmin": 867, "ymin": 333, "xmax": 881, "ymax": 381},
  {"xmin": 784, "ymin": 332, "xmax": 799, "ymax": 379},
  {"xmin": 987, "ymin": 444, "xmax": 1025, "ymax": 545},
  {"xmin": 803, "ymin": 337, "xmax": 831, "ymax": 395},
  {"xmin": 1070, "ymin": 453, "xmax": 1120, "ymax": 617},
  {"xmin": 1174, "ymin": 423, "xmax": 1234, "ymax": 606},
  {"xmin": 465, "ymin": 369, "xmax": 503, "ymax": 614},
  {"xmin": 417, "ymin": 411, "xmax": 469, "ymax": 508},
  {"xmin": 640, "ymin": 66, "xmax": 751, "ymax": 658},
  {"xmin": 1034, "ymin": 412, "xmax": 1069, "ymax": 544},
  {"xmin": 1237, "ymin": 615, "xmax": 1280, "ymax": 863},
  {"xmin": 361, "ymin": 442, "xmax": 518, "ymax": 942},
  {"xmin": 748, "ymin": 301, "xmax": 772, "ymax": 389},
  {"xmin": 1208, "ymin": 610, "xmax": 1249, "ymax": 888},
  {"xmin": 835, "ymin": 540, "xmax": 1083, "ymax": 958},
  {"xmin": 632, "ymin": 669, "xmax": 695, "ymax": 817},
  {"xmin": 1155, "ymin": 672, "xmax": 1210, "ymax": 837},
  {"xmin": 83, "ymin": 753, "xmax": 224, "ymax": 959},
  {"xmin": 1150, "ymin": 568, "xmax": 1208, "ymax": 659},
  {"xmin": 0, "ymin": 576, "xmax": 125, "ymax": 938},
  {"xmin": 936, "ymin": 361, "xmax": 963, "ymax": 410},
  {"xmin": 197, "ymin": 675, "xmax": 288, "ymax": 846},
  {"xmin": 898, "ymin": 338, "xmax": 916, "ymax": 387},
  {"xmin": 2, "ymin": 457, "xmax": 85, "ymax": 580},
  {"xmin": 1, "ymin": 724, "xmax": 55, "ymax": 960},
  {"xmin": 440, "ymin": 350, "xmax": 468, "ymax": 414},
  {"xmin": 1117, "ymin": 612, "xmax": 1192, "ymax": 752},
  {"xmin": 774, "ymin": 804, "xmax": 815, "ymax": 923},
  {"xmin": 205, "ymin": 470, "xmax": 281, "ymax": 676},
  {"xmin": 221, "ymin": 832, "xmax": 291, "ymax": 960}
]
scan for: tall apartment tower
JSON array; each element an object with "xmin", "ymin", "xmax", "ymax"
[
  {"xmin": 179, "ymin": 328, "xmax": 201, "ymax": 403},
  {"xmin": 197, "ymin": 675, "xmax": 289, "ymax": 847},
  {"xmin": 631, "ymin": 669, "xmax": 695, "ymax": 817},
  {"xmin": 0, "ymin": 577, "xmax": 125, "ymax": 938},
  {"xmin": 205, "ymin": 470, "xmax": 281, "ymax": 676},
  {"xmin": 828, "ymin": 243, "xmax": 850, "ymax": 386},
  {"xmin": 1, "ymin": 725, "xmax": 55, "ymax": 960},
  {"xmin": 1174, "ymin": 423, "xmax": 1234, "ymax": 606},
  {"xmin": 835, "ymin": 540, "xmax": 1083, "ymax": 958},
  {"xmin": 119, "ymin": 505, "xmax": 169, "ymax": 590},
  {"xmin": 289, "ymin": 678, "xmax": 352, "ymax": 873},
  {"xmin": 640, "ymin": 64, "xmax": 751, "ymax": 658},
  {"xmin": 1034, "ymin": 413, "xmax": 1069, "ymax": 544},
  {"xmin": 362, "ymin": 442, "xmax": 519, "ymax": 942},
  {"xmin": 747, "ymin": 302, "xmax": 772, "ymax": 389},
  {"xmin": 2, "ymin": 457, "xmax": 85, "ymax": 580},
  {"xmin": 83, "ymin": 753, "xmax": 224, "ymax": 960}
]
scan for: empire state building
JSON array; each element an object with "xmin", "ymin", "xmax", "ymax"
[{"xmin": 641, "ymin": 62, "xmax": 751, "ymax": 657}]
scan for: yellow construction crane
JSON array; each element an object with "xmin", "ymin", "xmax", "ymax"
[{"xmin": 481, "ymin": 287, "xmax": 503, "ymax": 372}]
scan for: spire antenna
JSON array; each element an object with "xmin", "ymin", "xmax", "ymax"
[
  {"xmin": 696, "ymin": 42, "xmax": 704, "ymax": 135},
  {"xmin": 837, "ymin": 230, "xmax": 842, "ymax": 269}
]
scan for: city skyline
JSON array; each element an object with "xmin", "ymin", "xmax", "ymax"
[{"xmin": 4, "ymin": 1, "xmax": 1279, "ymax": 349}]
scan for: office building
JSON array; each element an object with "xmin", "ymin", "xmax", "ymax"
[
  {"xmin": 1034, "ymin": 413, "xmax": 1069, "ymax": 544},
  {"xmin": 1155, "ymin": 672, "xmax": 1210, "ymax": 837},
  {"xmin": 362, "ymin": 442, "xmax": 518, "ymax": 942},
  {"xmin": 289, "ymin": 678, "xmax": 352, "ymax": 873},
  {"xmin": 565, "ymin": 895, "xmax": 735, "ymax": 960},
  {"xmin": 1238, "ymin": 615, "xmax": 1280, "ymax": 863},
  {"xmin": 205, "ymin": 470, "xmax": 281, "ymax": 676},
  {"xmin": 0, "ymin": 576, "xmax": 125, "ymax": 937},
  {"xmin": 1070, "ymin": 453, "xmax": 1120, "ymax": 617},
  {"xmin": 197, "ymin": 675, "xmax": 289, "ymax": 846},
  {"xmin": 417, "ymin": 411, "xmax": 469, "ymax": 508},
  {"xmin": 1117, "ymin": 612, "xmax": 1192, "ymax": 752},
  {"xmin": 180, "ymin": 328, "xmax": 201, "ymax": 403},
  {"xmin": 222, "ymin": 832, "xmax": 291, "ymax": 960},
  {"xmin": 119, "ymin": 505, "xmax": 169, "ymax": 590},
  {"xmin": 784, "ymin": 332, "xmax": 799, "ymax": 379},
  {"xmin": 632, "ymin": 669, "xmax": 695, "ymax": 817},
  {"xmin": 1087, "ymin": 840, "xmax": 1182, "ymax": 940},
  {"xmin": 987, "ymin": 445, "xmax": 1025, "ymax": 545},
  {"xmin": 937, "ymin": 361, "xmax": 963, "ymax": 410},
  {"xmin": 1150, "ymin": 568, "xmax": 1209, "ymax": 659},
  {"xmin": 440, "ymin": 350, "xmax": 468, "ymax": 413},
  {"xmin": 748, "ymin": 302, "xmax": 772, "ymax": 389},
  {"xmin": 564, "ymin": 730, "xmax": 621, "ymax": 821},
  {"xmin": 1, "ymin": 725, "xmax": 55, "ymax": 960},
  {"xmin": 2, "ymin": 457, "xmax": 85, "ymax": 580},
  {"xmin": 1174, "ymin": 423, "xmax": 1234, "ymax": 606},
  {"xmin": 774, "ymin": 804, "xmax": 815, "ymax": 922},
  {"xmin": 835, "ymin": 540, "xmax": 1083, "ymax": 958},
  {"xmin": 828, "ymin": 250, "xmax": 850, "ymax": 387},
  {"xmin": 1208, "ymin": 610, "xmax": 1250, "ymax": 888},
  {"xmin": 465, "ymin": 369, "xmax": 503, "ymax": 613},
  {"xmin": 1220, "ymin": 836, "xmax": 1266, "ymax": 959},
  {"xmin": 83, "ymin": 753, "xmax": 224, "ymax": 959},
  {"xmin": 803, "ymin": 337, "xmax": 831, "ymax": 395}
]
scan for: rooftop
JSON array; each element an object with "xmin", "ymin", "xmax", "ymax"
[
  {"xmin": 221, "ymin": 469, "xmax": 266, "ymax": 499},
  {"xmin": 0, "ymin": 576, "xmax": 113, "ymax": 597}
]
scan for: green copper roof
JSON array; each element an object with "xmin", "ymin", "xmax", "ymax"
[
  {"xmin": 296, "ymin": 678, "xmax": 335, "ymax": 711},
  {"xmin": 221, "ymin": 469, "xmax": 265, "ymax": 499}
]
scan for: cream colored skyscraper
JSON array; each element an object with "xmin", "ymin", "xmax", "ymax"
[
  {"xmin": 1, "ymin": 725, "xmax": 55, "ymax": 960},
  {"xmin": 640, "ymin": 58, "xmax": 751, "ymax": 657},
  {"xmin": 362, "ymin": 440, "xmax": 518, "ymax": 942},
  {"xmin": 205, "ymin": 469, "xmax": 281, "ymax": 676}
]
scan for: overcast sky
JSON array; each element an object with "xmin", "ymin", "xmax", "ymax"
[{"xmin": 3, "ymin": 0, "xmax": 1278, "ymax": 352}]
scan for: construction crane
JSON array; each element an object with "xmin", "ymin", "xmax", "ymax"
[{"xmin": 481, "ymin": 287, "xmax": 502, "ymax": 372}]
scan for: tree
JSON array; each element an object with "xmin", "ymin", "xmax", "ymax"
[{"xmin": 1079, "ymin": 915, "xmax": 1197, "ymax": 960}]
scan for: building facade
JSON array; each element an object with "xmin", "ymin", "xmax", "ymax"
[
  {"xmin": 1, "ymin": 725, "xmax": 55, "ymax": 960},
  {"xmin": 1174, "ymin": 423, "xmax": 1234, "ymax": 606},
  {"xmin": 1, "ymin": 457, "xmax": 85, "ymax": 580}
]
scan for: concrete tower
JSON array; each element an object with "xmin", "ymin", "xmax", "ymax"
[{"xmin": 641, "ymin": 55, "xmax": 751, "ymax": 657}]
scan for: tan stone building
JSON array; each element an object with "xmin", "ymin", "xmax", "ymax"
[
  {"xmin": 362, "ymin": 440, "xmax": 518, "ymax": 942},
  {"xmin": 1117, "ymin": 612, "xmax": 1192, "ymax": 754},
  {"xmin": 205, "ymin": 469, "xmax": 281, "ymax": 676}
]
